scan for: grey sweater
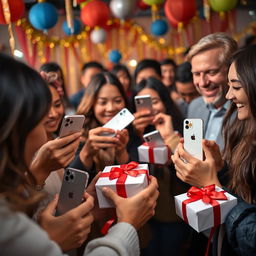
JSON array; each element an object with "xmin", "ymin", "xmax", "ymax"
[{"xmin": 0, "ymin": 199, "xmax": 139, "ymax": 256}]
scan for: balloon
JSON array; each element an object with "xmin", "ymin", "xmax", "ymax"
[
  {"xmin": 109, "ymin": 50, "xmax": 122, "ymax": 64},
  {"xmin": 137, "ymin": 0, "xmax": 150, "ymax": 10},
  {"xmin": 90, "ymin": 28, "xmax": 107, "ymax": 44},
  {"xmin": 80, "ymin": 0, "xmax": 110, "ymax": 27},
  {"xmin": 110, "ymin": 0, "xmax": 136, "ymax": 20},
  {"xmin": 62, "ymin": 19, "xmax": 81, "ymax": 35},
  {"xmin": 143, "ymin": 0, "xmax": 164, "ymax": 6},
  {"xmin": 29, "ymin": 2, "xmax": 58, "ymax": 30},
  {"xmin": 0, "ymin": 0, "xmax": 25, "ymax": 24},
  {"xmin": 209, "ymin": 0, "xmax": 238, "ymax": 12},
  {"xmin": 151, "ymin": 19, "xmax": 168, "ymax": 36},
  {"xmin": 166, "ymin": 0, "xmax": 196, "ymax": 23}
]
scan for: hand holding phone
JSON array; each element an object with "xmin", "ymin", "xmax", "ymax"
[
  {"xmin": 134, "ymin": 95, "xmax": 153, "ymax": 114},
  {"xmin": 101, "ymin": 108, "xmax": 134, "ymax": 137},
  {"xmin": 183, "ymin": 119, "xmax": 203, "ymax": 160},
  {"xmin": 59, "ymin": 115, "xmax": 85, "ymax": 138},
  {"xmin": 56, "ymin": 168, "xmax": 89, "ymax": 216}
]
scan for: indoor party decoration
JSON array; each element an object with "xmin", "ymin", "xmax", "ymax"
[
  {"xmin": 29, "ymin": 2, "xmax": 58, "ymax": 31},
  {"xmin": 62, "ymin": 18, "xmax": 81, "ymax": 35},
  {"xmin": 137, "ymin": 0, "xmax": 150, "ymax": 10},
  {"xmin": 150, "ymin": 19, "xmax": 168, "ymax": 36},
  {"xmin": 80, "ymin": 0, "xmax": 110, "ymax": 27},
  {"xmin": 142, "ymin": 0, "xmax": 164, "ymax": 5},
  {"xmin": 109, "ymin": 49, "xmax": 122, "ymax": 64},
  {"xmin": 90, "ymin": 27, "xmax": 107, "ymax": 44},
  {"xmin": 110, "ymin": 0, "xmax": 137, "ymax": 21},
  {"xmin": 209, "ymin": 0, "xmax": 238, "ymax": 13},
  {"xmin": 0, "ymin": 0, "xmax": 25, "ymax": 24}
]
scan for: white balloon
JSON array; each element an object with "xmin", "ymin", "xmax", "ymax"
[
  {"xmin": 90, "ymin": 28, "xmax": 107, "ymax": 44},
  {"xmin": 110, "ymin": 0, "xmax": 137, "ymax": 20}
]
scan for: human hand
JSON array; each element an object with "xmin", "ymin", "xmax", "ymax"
[
  {"xmin": 102, "ymin": 176, "xmax": 159, "ymax": 230},
  {"xmin": 171, "ymin": 140, "xmax": 222, "ymax": 188},
  {"xmin": 152, "ymin": 113, "xmax": 175, "ymax": 140},
  {"xmin": 39, "ymin": 192, "xmax": 94, "ymax": 252},
  {"xmin": 133, "ymin": 110, "xmax": 154, "ymax": 137},
  {"xmin": 115, "ymin": 129, "xmax": 129, "ymax": 152},
  {"xmin": 30, "ymin": 132, "xmax": 82, "ymax": 185}
]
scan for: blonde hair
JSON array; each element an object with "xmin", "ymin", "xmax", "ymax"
[{"xmin": 187, "ymin": 33, "xmax": 237, "ymax": 66}]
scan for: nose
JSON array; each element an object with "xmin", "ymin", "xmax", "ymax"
[
  {"xmin": 225, "ymin": 87, "xmax": 234, "ymax": 100},
  {"xmin": 184, "ymin": 96, "xmax": 191, "ymax": 104},
  {"xmin": 198, "ymin": 73, "xmax": 209, "ymax": 87},
  {"xmin": 106, "ymin": 101, "xmax": 115, "ymax": 112},
  {"xmin": 48, "ymin": 107, "xmax": 58, "ymax": 118}
]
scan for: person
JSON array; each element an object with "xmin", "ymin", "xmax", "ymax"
[
  {"xmin": 160, "ymin": 58, "xmax": 176, "ymax": 90},
  {"xmin": 243, "ymin": 34, "xmax": 256, "ymax": 47},
  {"xmin": 112, "ymin": 63, "xmax": 135, "ymax": 103},
  {"xmin": 70, "ymin": 61, "xmax": 104, "ymax": 109},
  {"xmin": 40, "ymin": 62, "xmax": 75, "ymax": 114},
  {"xmin": 73, "ymin": 72, "xmax": 131, "ymax": 178},
  {"xmin": 175, "ymin": 61, "xmax": 200, "ymax": 116},
  {"xmin": 0, "ymin": 53, "xmax": 159, "ymax": 256},
  {"xmin": 186, "ymin": 32, "xmax": 237, "ymax": 150},
  {"xmin": 172, "ymin": 45, "xmax": 256, "ymax": 255},
  {"xmin": 134, "ymin": 59, "xmax": 161, "ymax": 84},
  {"xmin": 131, "ymin": 77, "xmax": 190, "ymax": 256}
]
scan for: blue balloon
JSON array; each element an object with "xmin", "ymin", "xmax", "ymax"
[
  {"xmin": 62, "ymin": 19, "xmax": 81, "ymax": 35},
  {"xmin": 109, "ymin": 50, "xmax": 122, "ymax": 64},
  {"xmin": 151, "ymin": 19, "xmax": 168, "ymax": 36},
  {"xmin": 29, "ymin": 2, "xmax": 58, "ymax": 31}
]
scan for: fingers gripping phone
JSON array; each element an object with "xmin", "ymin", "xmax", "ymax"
[
  {"xmin": 143, "ymin": 130, "xmax": 165, "ymax": 147},
  {"xmin": 134, "ymin": 95, "xmax": 153, "ymax": 113},
  {"xmin": 183, "ymin": 119, "xmax": 203, "ymax": 160},
  {"xmin": 55, "ymin": 168, "xmax": 89, "ymax": 216},
  {"xmin": 101, "ymin": 108, "xmax": 135, "ymax": 137},
  {"xmin": 59, "ymin": 115, "xmax": 85, "ymax": 138}
]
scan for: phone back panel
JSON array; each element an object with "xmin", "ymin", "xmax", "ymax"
[
  {"xmin": 56, "ymin": 168, "xmax": 89, "ymax": 216},
  {"xmin": 143, "ymin": 130, "xmax": 165, "ymax": 147},
  {"xmin": 134, "ymin": 95, "xmax": 153, "ymax": 113},
  {"xmin": 183, "ymin": 119, "xmax": 203, "ymax": 160},
  {"xmin": 59, "ymin": 115, "xmax": 85, "ymax": 138}
]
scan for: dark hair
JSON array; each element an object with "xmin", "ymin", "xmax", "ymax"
[
  {"xmin": 134, "ymin": 59, "xmax": 161, "ymax": 81},
  {"xmin": 0, "ymin": 53, "xmax": 51, "ymax": 213},
  {"xmin": 112, "ymin": 64, "xmax": 132, "ymax": 90},
  {"xmin": 39, "ymin": 62, "xmax": 71, "ymax": 109},
  {"xmin": 244, "ymin": 34, "xmax": 256, "ymax": 47},
  {"xmin": 175, "ymin": 62, "xmax": 193, "ymax": 83},
  {"xmin": 81, "ymin": 61, "xmax": 104, "ymax": 74},
  {"xmin": 223, "ymin": 45, "xmax": 256, "ymax": 203},
  {"xmin": 77, "ymin": 72, "xmax": 129, "ymax": 136},
  {"xmin": 135, "ymin": 77, "xmax": 183, "ymax": 134},
  {"xmin": 160, "ymin": 58, "xmax": 177, "ymax": 69}
]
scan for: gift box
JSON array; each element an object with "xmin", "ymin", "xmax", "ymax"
[
  {"xmin": 175, "ymin": 185, "xmax": 237, "ymax": 233},
  {"xmin": 138, "ymin": 143, "xmax": 170, "ymax": 165},
  {"xmin": 96, "ymin": 161, "xmax": 149, "ymax": 208}
]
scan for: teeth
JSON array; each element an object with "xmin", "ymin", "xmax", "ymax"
[{"xmin": 236, "ymin": 103, "xmax": 243, "ymax": 108}]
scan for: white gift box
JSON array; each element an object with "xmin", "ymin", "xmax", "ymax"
[
  {"xmin": 138, "ymin": 144, "xmax": 170, "ymax": 165},
  {"xmin": 174, "ymin": 186, "xmax": 237, "ymax": 232},
  {"xmin": 95, "ymin": 163, "xmax": 149, "ymax": 208}
]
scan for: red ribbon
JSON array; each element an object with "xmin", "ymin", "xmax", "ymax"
[
  {"xmin": 182, "ymin": 185, "xmax": 227, "ymax": 256},
  {"xmin": 100, "ymin": 161, "xmax": 149, "ymax": 198}
]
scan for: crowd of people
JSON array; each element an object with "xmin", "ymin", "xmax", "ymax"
[{"xmin": 1, "ymin": 32, "xmax": 256, "ymax": 256}]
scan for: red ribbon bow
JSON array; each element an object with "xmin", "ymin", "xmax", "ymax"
[
  {"xmin": 182, "ymin": 185, "xmax": 227, "ymax": 256},
  {"xmin": 100, "ymin": 161, "xmax": 149, "ymax": 198}
]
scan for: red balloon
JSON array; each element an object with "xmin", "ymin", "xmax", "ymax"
[
  {"xmin": 80, "ymin": 0, "xmax": 110, "ymax": 27},
  {"xmin": 77, "ymin": 0, "xmax": 86, "ymax": 3},
  {"xmin": 0, "ymin": 0, "xmax": 25, "ymax": 24},
  {"xmin": 165, "ymin": 0, "xmax": 196, "ymax": 23},
  {"xmin": 137, "ymin": 0, "xmax": 150, "ymax": 10}
]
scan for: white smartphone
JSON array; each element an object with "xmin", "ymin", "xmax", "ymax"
[
  {"xmin": 101, "ymin": 108, "xmax": 135, "ymax": 137},
  {"xmin": 143, "ymin": 130, "xmax": 165, "ymax": 147},
  {"xmin": 183, "ymin": 119, "xmax": 203, "ymax": 160},
  {"xmin": 59, "ymin": 115, "xmax": 85, "ymax": 138},
  {"xmin": 55, "ymin": 168, "xmax": 89, "ymax": 216},
  {"xmin": 134, "ymin": 95, "xmax": 153, "ymax": 113}
]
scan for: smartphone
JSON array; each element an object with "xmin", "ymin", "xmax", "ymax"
[
  {"xmin": 55, "ymin": 168, "xmax": 89, "ymax": 216},
  {"xmin": 101, "ymin": 108, "xmax": 135, "ymax": 137},
  {"xmin": 59, "ymin": 115, "xmax": 85, "ymax": 138},
  {"xmin": 134, "ymin": 95, "xmax": 153, "ymax": 113},
  {"xmin": 183, "ymin": 119, "xmax": 203, "ymax": 160},
  {"xmin": 143, "ymin": 130, "xmax": 165, "ymax": 147}
]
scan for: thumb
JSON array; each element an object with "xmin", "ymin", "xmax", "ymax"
[
  {"xmin": 44, "ymin": 194, "xmax": 59, "ymax": 215},
  {"xmin": 202, "ymin": 141, "xmax": 215, "ymax": 160},
  {"xmin": 102, "ymin": 187, "xmax": 119, "ymax": 206}
]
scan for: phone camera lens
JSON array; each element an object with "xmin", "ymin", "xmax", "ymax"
[
  {"xmin": 120, "ymin": 112, "xmax": 123, "ymax": 115},
  {"xmin": 185, "ymin": 125, "xmax": 189, "ymax": 129},
  {"xmin": 70, "ymin": 120, "xmax": 73, "ymax": 124},
  {"xmin": 65, "ymin": 176, "xmax": 69, "ymax": 181},
  {"xmin": 66, "ymin": 118, "xmax": 70, "ymax": 123},
  {"xmin": 66, "ymin": 170, "xmax": 70, "ymax": 175},
  {"xmin": 185, "ymin": 120, "xmax": 189, "ymax": 124},
  {"xmin": 70, "ymin": 174, "xmax": 74, "ymax": 180},
  {"xmin": 123, "ymin": 109, "xmax": 126, "ymax": 113},
  {"xmin": 65, "ymin": 123, "xmax": 69, "ymax": 127}
]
